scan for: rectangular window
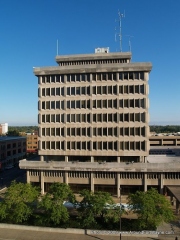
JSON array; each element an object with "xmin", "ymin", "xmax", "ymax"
[
  {"xmin": 76, "ymin": 87, "xmax": 80, "ymax": 95},
  {"xmin": 92, "ymin": 86, "xmax": 96, "ymax": 94},
  {"xmin": 77, "ymin": 128, "xmax": 80, "ymax": 136},
  {"xmin": 51, "ymin": 114, "xmax": 55, "ymax": 122},
  {"xmin": 51, "ymin": 88, "xmax": 55, "ymax": 96},
  {"xmin": 82, "ymin": 87, "xmax": 86, "ymax": 95},
  {"xmin": 108, "ymin": 86, "xmax": 112, "ymax": 94},
  {"xmin": 61, "ymin": 114, "xmax": 64, "ymax": 123},
  {"xmin": 56, "ymin": 114, "xmax": 60, "ymax": 122},
  {"xmin": 56, "ymin": 88, "xmax": 60, "ymax": 96},
  {"xmin": 46, "ymin": 114, "xmax": 50, "ymax": 122},
  {"xmin": 56, "ymin": 101, "xmax": 60, "ymax": 109},
  {"xmin": 67, "ymin": 114, "xmax": 70, "ymax": 122},
  {"xmin": 51, "ymin": 101, "xmax": 55, "ymax": 109},
  {"xmin": 61, "ymin": 87, "xmax": 64, "ymax": 96},
  {"xmin": 76, "ymin": 114, "xmax": 80, "ymax": 122},
  {"xmin": 97, "ymin": 86, "xmax": 101, "ymax": 94},
  {"xmin": 67, "ymin": 87, "xmax": 70, "ymax": 95},
  {"xmin": 71, "ymin": 100, "xmax": 75, "ymax": 109},
  {"xmin": 71, "ymin": 87, "xmax": 75, "ymax": 95},
  {"xmin": 51, "ymin": 128, "xmax": 55, "ymax": 136},
  {"xmin": 71, "ymin": 114, "xmax": 75, "ymax": 122}
]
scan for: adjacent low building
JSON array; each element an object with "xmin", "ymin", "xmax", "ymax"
[
  {"xmin": 26, "ymin": 133, "xmax": 38, "ymax": 154},
  {"xmin": 0, "ymin": 136, "xmax": 26, "ymax": 169}
]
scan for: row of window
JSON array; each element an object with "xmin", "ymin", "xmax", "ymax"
[
  {"xmin": 40, "ymin": 72, "xmax": 145, "ymax": 84},
  {"xmin": 41, "ymin": 112, "xmax": 146, "ymax": 123},
  {"xmin": 41, "ymin": 141, "xmax": 146, "ymax": 151},
  {"xmin": 40, "ymin": 84, "xmax": 145, "ymax": 97},
  {"xmin": 29, "ymin": 170, "xmax": 180, "ymax": 180},
  {"xmin": 41, "ymin": 127, "xmax": 146, "ymax": 137},
  {"xmin": 59, "ymin": 58, "xmax": 128, "ymax": 67},
  {"xmin": 41, "ymin": 98, "xmax": 146, "ymax": 110}
]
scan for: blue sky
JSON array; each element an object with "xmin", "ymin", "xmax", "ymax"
[{"xmin": 0, "ymin": 0, "xmax": 180, "ymax": 126}]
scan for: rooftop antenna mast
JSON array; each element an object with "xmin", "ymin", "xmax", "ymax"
[
  {"xmin": 115, "ymin": 10, "xmax": 125, "ymax": 52},
  {"xmin": 126, "ymin": 35, "xmax": 134, "ymax": 52}
]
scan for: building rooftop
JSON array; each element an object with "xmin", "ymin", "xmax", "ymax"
[{"xmin": 0, "ymin": 136, "xmax": 26, "ymax": 142}]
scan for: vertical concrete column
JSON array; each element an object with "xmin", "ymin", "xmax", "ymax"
[
  {"xmin": 117, "ymin": 173, "xmax": 120, "ymax": 198},
  {"xmin": 64, "ymin": 172, "xmax": 68, "ymax": 185},
  {"xmin": 91, "ymin": 172, "xmax": 94, "ymax": 192},
  {"xmin": 91, "ymin": 156, "xmax": 94, "ymax": 162},
  {"xmin": 40, "ymin": 155, "xmax": 44, "ymax": 162},
  {"xmin": 144, "ymin": 173, "xmax": 147, "ymax": 192},
  {"xmin": 159, "ymin": 173, "xmax": 164, "ymax": 194},
  {"xmin": 117, "ymin": 156, "xmax": 120, "ymax": 163},
  {"xmin": 41, "ymin": 171, "xmax": 44, "ymax": 195},
  {"xmin": 27, "ymin": 170, "xmax": 30, "ymax": 183},
  {"xmin": 65, "ymin": 156, "xmax": 68, "ymax": 162}
]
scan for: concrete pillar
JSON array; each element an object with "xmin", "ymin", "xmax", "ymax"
[
  {"xmin": 91, "ymin": 156, "xmax": 94, "ymax": 162},
  {"xmin": 64, "ymin": 172, "xmax": 68, "ymax": 185},
  {"xmin": 65, "ymin": 156, "xmax": 68, "ymax": 162},
  {"xmin": 176, "ymin": 200, "xmax": 179, "ymax": 214},
  {"xmin": 144, "ymin": 173, "xmax": 147, "ymax": 192},
  {"xmin": 159, "ymin": 173, "xmax": 164, "ymax": 194},
  {"xmin": 117, "ymin": 173, "xmax": 120, "ymax": 198},
  {"xmin": 27, "ymin": 170, "xmax": 30, "ymax": 183},
  {"xmin": 40, "ymin": 171, "xmax": 44, "ymax": 195},
  {"xmin": 91, "ymin": 173, "xmax": 94, "ymax": 192},
  {"xmin": 117, "ymin": 157, "xmax": 120, "ymax": 163},
  {"xmin": 40, "ymin": 155, "xmax": 44, "ymax": 161}
]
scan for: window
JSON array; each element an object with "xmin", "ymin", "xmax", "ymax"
[
  {"xmin": 71, "ymin": 101, "xmax": 75, "ymax": 109},
  {"xmin": 56, "ymin": 88, "xmax": 60, "ymax": 96},
  {"xmin": 67, "ymin": 114, "xmax": 70, "ymax": 122},
  {"xmin": 51, "ymin": 114, "xmax": 55, "ymax": 122},
  {"xmin": 76, "ymin": 100, "xmax": 80, "ymax": 108},
  {"xmin": 102, "ymin": 86, "xmax": 107, "ymax": 94},
  {"xmin": 108, "ymin": 86, "xmax": 112, "ymax": 94},
  {"xmin": 46, "ymin": 114, "xmax": 50, "ymax": 122},
  {"xmin": 97, "ymin": 86, "xmax": 101, "ymax": 94},
  {"xmin": 93, "ymin": 86, "xmax": 96, "ymax": 94},
  {"xmin": 82, "ymin": 87, "xmax": 86, "ymax": 95},
  {"xmin": 67, "ymin": 87, "xmax": 70, "ymax": 95},
  {"xmin": 97, "ymin": 100, "xmax": 101, "ymax": 108},
  {"xmin": 51, "ymin": 88, "xmax": 55, "ymax": 96},
  {"xmin": 82, "ymin": 128, "xmax": 86, "ymax": 136},
  {"xmin": 71, "ymin": 114, "xmax": 75, "ymax": 122},
  {"xmin": 76, "ymin": 114, "xmax": 80, "ymax": 122},
  {"xmin": 61, "ymin": 87, "xmax": 64, "ymax": 96},
  {"xmin": 46, "ymin": 101, "xmax": 50, "ymax": 109},
  {"xmin": 56, "ymin": 101, "xmax": 60, "ymax": 109},
  {"xmin": 76, "ymin": 87, "xmax": 80, "ymax": 95},
  {"xmin": 46, "ymin": 88, "xmax": 50, "ymax": 96},
  {"xmin": 51, "ymin": 101, "xmax": 55, "ymax": 109},
  {"xmin": 71, "ymin": 87, "xmax": 75, "ymax": 95},
  {"xmin": 56, "ymin": 114, "xmax": 60, "ymax": 122}
]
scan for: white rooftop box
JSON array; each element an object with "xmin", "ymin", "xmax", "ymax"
[{"xmin": 95, "ymin": 47, "xmax": 109, "ymax": 53}]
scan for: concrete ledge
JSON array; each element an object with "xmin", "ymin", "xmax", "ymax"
[{"xmin": 0, "ymin": 224, "xmax": 159, "ymax": 238}]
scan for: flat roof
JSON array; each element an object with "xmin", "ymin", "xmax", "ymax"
[
  {"xmin": 0, "ymin": 136, "xmax": 26, "ymax": 142},
  {"xmin": 147, "ymin": 155, "xmax": 180, "ymax": 163}
]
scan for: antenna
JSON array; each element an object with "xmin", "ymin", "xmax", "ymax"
[
  {"xmin": 115, "ymin": 10, "xmax": 125, "ymax": 52},
  {"xmin": 126, "ymin": 35, "xmax": 134, "ymax": 52}
]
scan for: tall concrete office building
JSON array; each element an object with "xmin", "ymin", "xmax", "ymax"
[{"xmin": 20, "ymin": 48, "xmax": 153, "ymax": 195}]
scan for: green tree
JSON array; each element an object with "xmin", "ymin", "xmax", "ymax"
[
  {"xmin": 77, "ymin": 190, "xmax": 121, "ymax": 229},
  {"xmin": 0, "ymin": 181, "xmax": 39, "ymax": 224},
  {"xmin": 127, "ymin": 188, "xmax": 174, "ymax": 230},
  {"xmin": 37, "ymin": 183, "xmax": 75, "ymax": 226},
  {"xmin": 6, "ymin": 130, "xmax": 20, "ymax": 136}
]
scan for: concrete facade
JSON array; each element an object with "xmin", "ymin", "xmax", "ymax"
[{"xmin": 19, "ymin": 50, "xmax": 156, "ymax": 195}]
